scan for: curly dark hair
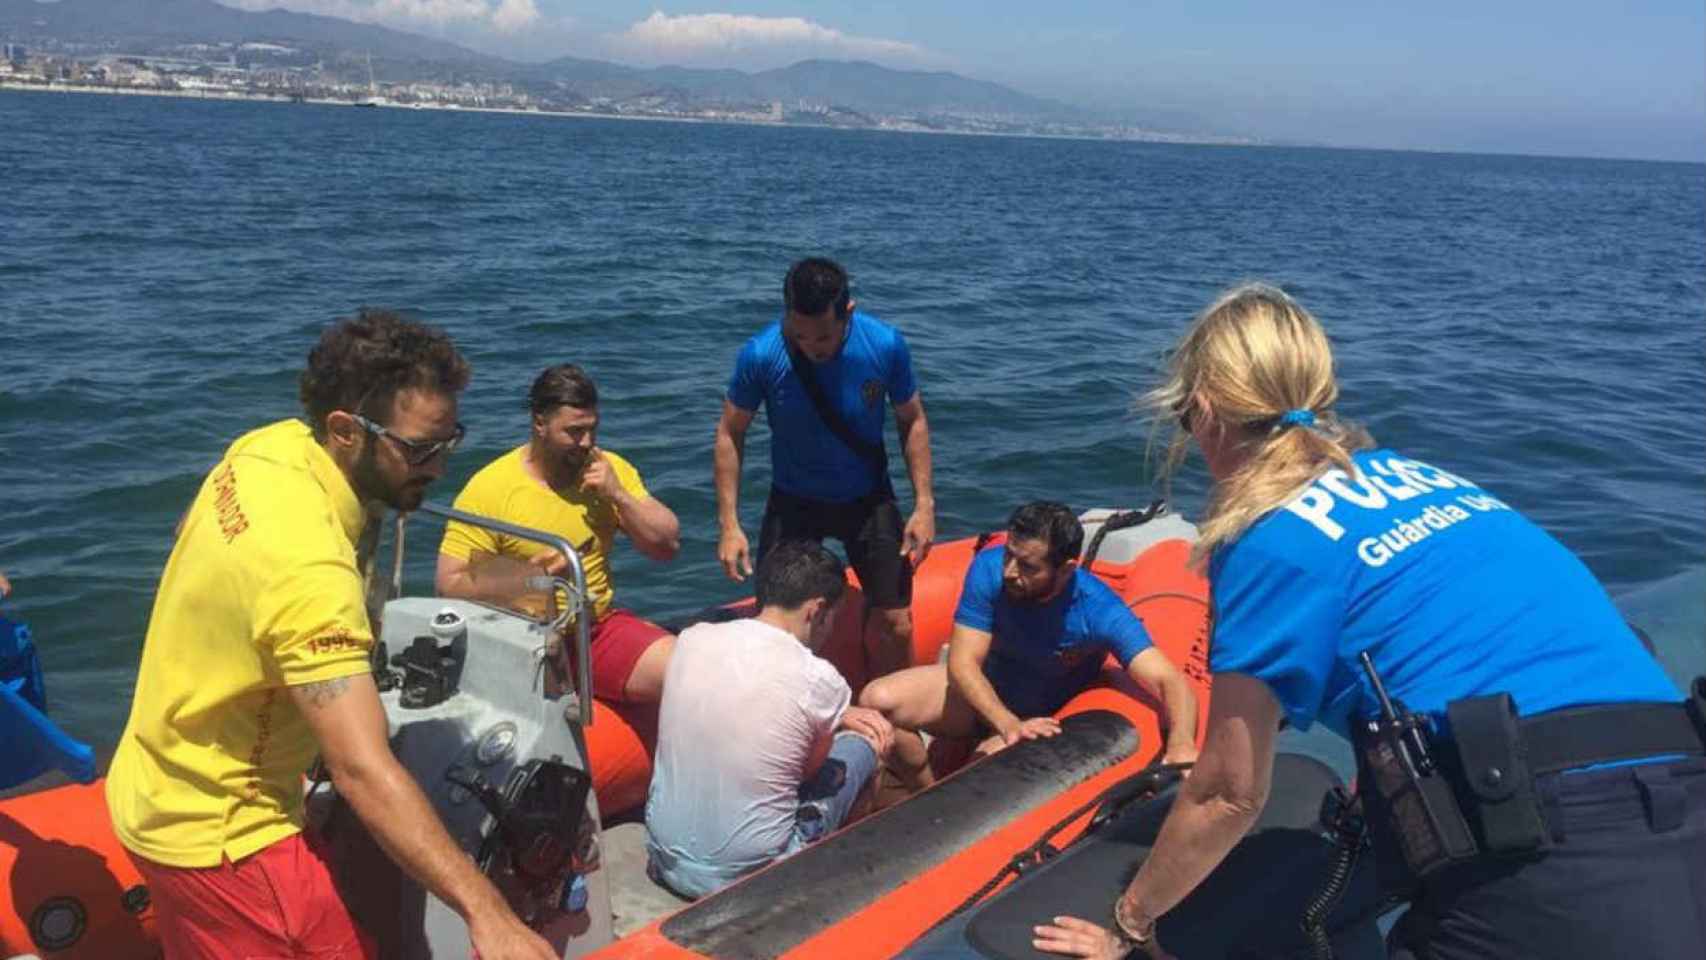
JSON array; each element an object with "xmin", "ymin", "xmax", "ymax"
[
  {"xmin": 299, "ymin": 308, "xmax": 471, "ymax": 439},
  {"xmin": 1008, "ymin": 501, "xmax": 1084, "ymax": 567}
]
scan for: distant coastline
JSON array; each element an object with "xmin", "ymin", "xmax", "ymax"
[
  {"xmin": 0, "ymin": 79, "xmax": 1261, "ymax": 147},
  {"xmin": 2, "ymin": 76, "xmax": 511, "ymax": 111},
  {"xmin": 8, "ymin": 81, "xmax": 1696, "ymax": 166}
]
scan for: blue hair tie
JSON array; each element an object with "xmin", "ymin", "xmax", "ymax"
[{"xmin": 1279, "ymin": 408, "xmax": 1316, "ymax": 428}]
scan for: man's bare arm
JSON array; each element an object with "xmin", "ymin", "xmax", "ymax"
[
  {"xmin": 714, "ymin": 400, "xmax": 757, "ymax": 580},
  {"xmin": 945, "ymin": 624, "xmax": 1021, "ymax": 736},
  {"xmin": 1127, "ymin": 646, "xmax": 1201, "ymax": 764},
  {"xmin": 579, "ymin": 447, "xmax": 679, "ymax": 562},
  {"xmin": 611, "ymin": 490, "xmax": 680, "ymax": 562},
  {"xmin": 299, "ymin": 675, "xmax": 353, "ymax": 708},
  {"xmin": 714, "ymin": 400, "xmax": 754, "ymax": 531},
  {"xmin": 892, "ymin": 396, "xmax": 936, "ymax": 565},
  {"xmin": 436, "ymin": 552, "xmax": 481, "ymax": 600},
  {"xmin": 435, "ymin": 552, "xmax": 545, "ymax": 606},
  {"xmin": 289, "ymin": 672, "xmax": 554, "ymax": 960}
]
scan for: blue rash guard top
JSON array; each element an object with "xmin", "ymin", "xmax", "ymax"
[
  {"xmin": 1209, "ymin": 448, "xmax": 1679, "ymax": 742},
  {"xmin": 726, "ymin": 310, "xmax": 917, "ymax": 504},
  {"xmin": 954, "ymin": 547, "xmax": 1154, "ymax": 718}
]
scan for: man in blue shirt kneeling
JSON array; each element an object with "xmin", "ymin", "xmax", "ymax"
[{"xmin": 861, "ymin": 501, "xmax": 1200, "ymax": 792}]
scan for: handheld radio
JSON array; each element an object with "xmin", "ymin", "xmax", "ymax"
[{"xmin": 1355, "ymin": 651, "xmax": 1478, "ymax": 877}]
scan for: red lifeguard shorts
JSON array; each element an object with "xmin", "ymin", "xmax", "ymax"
[
  {"xmin": 133, "ymin": 830, "xmax": 375, "ymax": 960},
  {"xmin": 588, "ymin": 608, "xmax": 671, "ymax": 702}
]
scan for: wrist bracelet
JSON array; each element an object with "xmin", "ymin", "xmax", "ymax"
[{"xmin": 1113, "ymin": 899, "xmax": 1152, "ymax": 944}]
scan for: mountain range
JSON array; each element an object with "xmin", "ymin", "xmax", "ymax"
[
  {"xmin": 0, "ymin": 0, "xmax": 486, "ymax": 62},
  {"xmin": 0, "ymin": 0, "xmax": 1101, "ymax": 122}
]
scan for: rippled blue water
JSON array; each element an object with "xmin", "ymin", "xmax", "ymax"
[{"xmin": 2, "ymin": 90, "xmax": 1702, "ymax": 748}]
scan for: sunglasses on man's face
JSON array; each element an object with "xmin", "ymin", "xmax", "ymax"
[{"xmin": 350, "ymin": 414, "xmax": 466, "ymax": 466}]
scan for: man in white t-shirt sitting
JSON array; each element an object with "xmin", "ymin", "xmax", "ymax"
[{"xmin": 644, "ymin": 540, "xmax": 895, "ymax": 899}]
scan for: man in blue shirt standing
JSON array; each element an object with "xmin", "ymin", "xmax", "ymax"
[
  {"xmin": 860, "ymin": 501, "xmax": 1200, "ymax": 791},
  {"xmin": 714, "ymin": 257, "xmax": 936, "ymax": 679}
]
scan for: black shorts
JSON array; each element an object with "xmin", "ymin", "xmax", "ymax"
[{"xmin": 756, "ymin": 487, "xmax": 913, "ymax": 609}]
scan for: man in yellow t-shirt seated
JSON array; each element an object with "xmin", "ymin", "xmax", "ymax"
[
  {"xmin": 105, "ymin": 310, "xmax": 555, "ymax": 960},
  {"xmin": 437, "ymin": 364, "xmax": 682, "ymax": 704}
]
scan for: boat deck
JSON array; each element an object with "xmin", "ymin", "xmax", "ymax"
[{"xmin": 601, "ymin": 821, "xmax": 690, "ymax": 936}]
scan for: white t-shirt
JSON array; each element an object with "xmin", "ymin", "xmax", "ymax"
[{"xmin": 644, "ymin": 617, "xmax": 850, "ymax": 887}]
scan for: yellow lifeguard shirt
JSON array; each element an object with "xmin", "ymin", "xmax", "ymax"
[
  {"xmin": 439, "ymin": 445, "xmax": 647, "ymax": 622},
  {"xmin": 106, "ymin": 419, "xmax": 374, "ymax": 868}
]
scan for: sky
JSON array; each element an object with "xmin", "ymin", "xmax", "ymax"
[{"xmin": 220, "ymin": 1, "xmax": 1706, "ymax": 162}]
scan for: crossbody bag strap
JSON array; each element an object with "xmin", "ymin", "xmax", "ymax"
[{"xmin": 785, "ymin": 342, "xmax": 890, "ymax": 488}]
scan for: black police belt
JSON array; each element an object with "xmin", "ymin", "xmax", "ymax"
[
  {"xmin": 1517, "ymin": 698, "xmax": 1704, "ymax": 776},
  {"xmin": 1354, "ymin": 679, "xmax": 1706, "ymax": 880}
]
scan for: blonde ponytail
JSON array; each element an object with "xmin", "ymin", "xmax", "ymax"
[{"xmin": 1142, "ymin": 283, "xmax": 1374, "ymax": 568}]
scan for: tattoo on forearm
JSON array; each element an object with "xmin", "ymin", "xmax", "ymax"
[{"xmin": 299, "ymin": 676, "xmax": 352, "ymax": 708}]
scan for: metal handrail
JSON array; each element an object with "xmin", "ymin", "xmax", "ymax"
[{"xmin": 388, "ymin": 502, "xmax": 594, "ymax": 727}]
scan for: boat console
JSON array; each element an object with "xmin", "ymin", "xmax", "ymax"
[{"xmin": 314, "ymin": 503, "xmax": 615, "ymax": 958}]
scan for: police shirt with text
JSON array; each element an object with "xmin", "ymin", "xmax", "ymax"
[{"xmin": 1209, "ymin": 448, "xmax": 1679, "ymax": 740}]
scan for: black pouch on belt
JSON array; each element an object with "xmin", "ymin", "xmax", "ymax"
[
  {"xmin": 1687, "ymin": 676, "xmax": 1706, "ymax": 741},
  {"xmin": 1446, "ymin": 693, "xmax": 1551, "ymax": 855}
]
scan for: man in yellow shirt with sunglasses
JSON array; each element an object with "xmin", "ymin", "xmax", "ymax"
[{"xmin": 106, "ymin": 309, "xmax": 554, "ymax": 960}]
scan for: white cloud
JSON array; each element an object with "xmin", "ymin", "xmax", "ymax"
[
  {"xmin": 222, "ymin": 0, "xmax": 539, "ymax": 32},
  {"xmin": 608, "ymin": 12, "xmax": 931, "ymax": 69},
  {"xmin": 490, "ymin": 0, "xmax": 540, "ymax": 34}
]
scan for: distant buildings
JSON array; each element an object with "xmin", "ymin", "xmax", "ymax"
[{"xmin": 0, "ymin": 38, "xmax": 1257, "ymax": 145}]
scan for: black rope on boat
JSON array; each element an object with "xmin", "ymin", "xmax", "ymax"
[
  {"xmin": 965, "ymin": 498, "xmax": 1167, "ymax": 568},
  {"xmin": 1126, "ymin": 591, "xmax": 1212, "ymax": 613},
  {"xmin": 911, "ymin": 761, "xmax": 1190, "ymax": 945},
  {"xmin": 1082, "ymin": 500, "xmax": 1167, "ymax": 568}
]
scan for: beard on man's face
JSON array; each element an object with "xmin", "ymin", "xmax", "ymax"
[
  {"xmin": 353, "ymin": 442, "xmax": 430, "ymax": 511},
  {"xmin": 1002, "ymin": 573, "xmax": 1057, "ymax": 604},
  {"xmin": 537, "ymin": 434, "xmax": 590, "ymax": 475},
  {"xmin": 561, "ymin": 446, "xmax": 591, "ymax": 472},
  {"xmin": 392, "ymin": 478, "xmax": 431, "ymax": 511}
]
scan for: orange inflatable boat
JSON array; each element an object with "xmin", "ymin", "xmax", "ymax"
[
  {"xmin": 587, "ymin": 509, "xmax": 1211, "ymax": 960},
  {"xmin": 0, "ymin": 505, "xmax": 1211, "ymax": 960}
]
